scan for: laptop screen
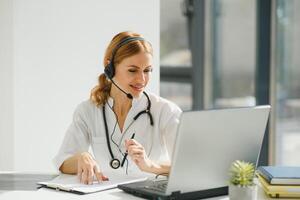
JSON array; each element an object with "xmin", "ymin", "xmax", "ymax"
[{"xmin": 166, "ymin": 106, "xmax": 270, "ymax": 195}]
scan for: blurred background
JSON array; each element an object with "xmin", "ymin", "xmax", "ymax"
[
  {"xmin": 160, "ymin": 0, "xmax": 300, "ymax": 166},
  {"xmin": 0, "ymin": 0, "xmax": 160, "ymax": 172},
  {"xmin": 0, "ymin": 0, "xmax": 299, "ymax": 172}
]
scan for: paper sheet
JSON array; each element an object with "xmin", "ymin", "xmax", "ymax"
[{"xmin": 38, "ymin": 173, "xmax": 148, "ymax": 194}]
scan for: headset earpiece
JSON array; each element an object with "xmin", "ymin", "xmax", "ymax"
[{"xmin": 104, "ymin": 62, "xmax": 115, "ymax": 80}]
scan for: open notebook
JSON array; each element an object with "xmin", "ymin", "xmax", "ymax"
[{"xmin": 37, "ymin": 173, "xmax": 147, "ymax": 194}]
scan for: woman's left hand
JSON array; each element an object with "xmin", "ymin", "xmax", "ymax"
[{"xmin": 125, "ymin": 139, "xmax": 152, "ymax": 172}]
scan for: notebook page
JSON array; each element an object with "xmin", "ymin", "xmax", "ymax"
[{"xmin": 38, "ymin": 173, "xmax": 147, "ymax": 194}]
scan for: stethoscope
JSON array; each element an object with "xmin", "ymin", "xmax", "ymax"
[{"xmin": 102, "ymin": 91, "xmax": 154, "ymax": 169}]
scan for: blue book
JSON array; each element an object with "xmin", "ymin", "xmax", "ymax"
[{"xmin": 257, "ymin": 166, "xmax": 300, "ymax": 185}]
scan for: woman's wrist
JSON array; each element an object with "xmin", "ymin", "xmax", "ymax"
[
  {"xmin": 78, "ymin": 152, "xmax": 90, "ymax": 158},
  {"xmin": 142, "ymin": 159, "xmax": 170, "ymax": 175}
]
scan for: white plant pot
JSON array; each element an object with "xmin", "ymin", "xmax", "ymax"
[{"xmin": 229, "ymin": 184, "xmax": 257, "ymax": 200}]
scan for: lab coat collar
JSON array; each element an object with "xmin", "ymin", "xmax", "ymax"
[{"xmin": 107, "ymin": 92, "xmax": 146, "ymax": 109}]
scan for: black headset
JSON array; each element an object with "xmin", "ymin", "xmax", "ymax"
[
  {"xmin": 102, "ymin": 36, "xmax": 154, "ymax": 169},
  {"xmin": 104, "ymin": 36, "xmax": 146, "ymax": 80}
]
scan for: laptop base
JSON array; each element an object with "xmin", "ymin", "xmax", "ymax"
[{"xmin": 118, "ymin": 181, "xmax": 228, "ymax": 200}]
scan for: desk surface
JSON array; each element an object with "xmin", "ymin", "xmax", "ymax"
[
  {"xmin": 0, "ymin": 173, "xmax": 57, "ymax": 191},
  {"xmin": 0, "ymin": 172, "xmax": 290, "ymax": 200},
  {"xmin": 0, "ymin": 188, "xmax": 229, "ymax": 200}
]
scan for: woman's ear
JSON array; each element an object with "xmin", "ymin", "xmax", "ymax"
[{"xmin": 104, "ymin": 59, "xmax": 110, "ymax": 67}]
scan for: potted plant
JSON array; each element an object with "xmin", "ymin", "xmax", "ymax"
[{"xmin": 229, "ymin": 160, "xmax": 257, "ymax": 200}]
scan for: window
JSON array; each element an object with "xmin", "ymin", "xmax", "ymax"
[
  {"xmin": 275, "ymin": 0, "xmax": 300, "ymax": 165},
  {"xmin": 211, "ymin": 0, "xmax": 256, "ymax": 108},
  {"xmin": 160, "ymin": 0, "xmax": 192, "ymax": 111}
]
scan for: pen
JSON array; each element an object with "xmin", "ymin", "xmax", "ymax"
[{"xmin": 121, "ymin": 133, "xmax": 135, "ymax": 167}]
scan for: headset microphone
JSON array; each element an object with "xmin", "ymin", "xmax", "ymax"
[{"xmin": 109, "ymin": 78, "xmax": 133, "ymax": 99}]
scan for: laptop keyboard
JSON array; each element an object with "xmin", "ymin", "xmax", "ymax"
[{"xmin": 144, "ymin": 179, "xmax": 168, "ymax": 192}]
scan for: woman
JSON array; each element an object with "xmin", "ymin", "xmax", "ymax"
[{"xmin": 53, "ymin": 31, "xmax": 182, "ymax": 185}]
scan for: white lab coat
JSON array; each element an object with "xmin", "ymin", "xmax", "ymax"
[{"xmin": 53, "ymin": 92, "xmax": 182, "ymax": 176}]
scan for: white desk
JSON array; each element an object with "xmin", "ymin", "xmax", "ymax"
[
  {"xmin": 0, "ymin": 188, "xmax": 230, "ymax": 200},
  {"xmin": 0, "ymin": 172, "xmax": 290, "ymax": 200},
  {"xmin": 0, "ymin": 185, "xmax": 276, "ymax": 200}
]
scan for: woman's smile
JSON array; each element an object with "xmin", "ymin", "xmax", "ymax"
[{"xmin": 130, "ymin": 84, "xmax": 144, "ymax": 92}]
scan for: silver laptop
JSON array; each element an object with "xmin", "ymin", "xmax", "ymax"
[{"xmin": 118, "ymin": 106, "xmax": 271, "ymax": 199}]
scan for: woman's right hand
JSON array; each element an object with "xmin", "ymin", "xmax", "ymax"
[{"xmin": 77, "ymin": 152, "xmax": 109, "ymax": 184}]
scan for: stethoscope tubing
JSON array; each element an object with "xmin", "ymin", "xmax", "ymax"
[{"xmin": 102, "ymin": 91, "xmax": 154, "ymax": 169}]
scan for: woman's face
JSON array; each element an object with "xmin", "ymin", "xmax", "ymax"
[{"xmin": 114, "ymin": 52, "xmax": 153, "ymax": 98}]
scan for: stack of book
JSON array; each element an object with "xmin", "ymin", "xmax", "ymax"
[{"xmin": 256, "ymin": 166, "xmax": 300, "ymax": 198}]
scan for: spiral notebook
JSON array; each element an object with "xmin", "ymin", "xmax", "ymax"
[{"xmin": 37, "ymin": 173, "xmax": 147, "ymax": 194}]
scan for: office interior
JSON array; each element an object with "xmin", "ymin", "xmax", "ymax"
[
  {"xmin": 160, "ymin": 0, "xmax": 300, "ymax": 168},
  {"xmin": 0, "ymin": 0, "xmax": 299, "ymax": 177}
]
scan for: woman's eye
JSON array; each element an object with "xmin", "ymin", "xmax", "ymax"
[
  {"xmin": 128, "ymin": 68, "xmax": 152, "ymax": 73},
  {"xmin": 144, "ymin": 68, "xmax": 153, "ymax": 73}
]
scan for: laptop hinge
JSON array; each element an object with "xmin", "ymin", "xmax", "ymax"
[{"xmin": 169, "ymin": 190, "xmax": 181, "ymax": 200}]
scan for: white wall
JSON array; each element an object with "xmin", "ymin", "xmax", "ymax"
[
  {"xmin": 0, "ymin": 0, "xmax": 159, "ymax": 172},
  {"xmin": 0, "ymin": 0, "xmax": 14, "ymax": 170}
]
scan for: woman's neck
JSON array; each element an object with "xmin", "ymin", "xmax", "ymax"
[{"xmin": 110, "ymin": 87, "xmax": 132, "ymax": 116}]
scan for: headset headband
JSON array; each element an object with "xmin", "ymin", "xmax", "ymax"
[{"xmin": 110, "ymin": 37, "xmax": 145, "ymax": 64}]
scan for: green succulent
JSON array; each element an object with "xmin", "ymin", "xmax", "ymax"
[{"xmin": 229, "ymin": 160, "xmax": 255, "ymax": 187}]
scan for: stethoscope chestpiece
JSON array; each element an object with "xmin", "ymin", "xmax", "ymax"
[{"xmin": 110, "ymin": 159, "xmax": 121, "ymax": 169}]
